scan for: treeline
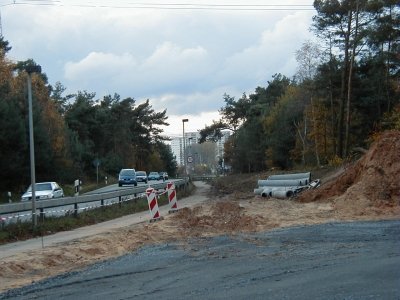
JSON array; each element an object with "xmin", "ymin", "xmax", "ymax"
[
  {"xmin": 0, "ymin": 40, "xmax": 176, "ymax": 193},
  {"xmin": 200, "ymin": 0, "xmax": 400, "ymax": 172}
]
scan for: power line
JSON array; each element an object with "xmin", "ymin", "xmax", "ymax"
[{"xmin": 5, "ymin": 1, "xmax": 315, "ymax": 11}]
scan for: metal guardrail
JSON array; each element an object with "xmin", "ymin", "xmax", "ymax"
[
  {"xmin": 0, "ymin": 179, "xmax": 186, "ymax": 215},
  {"xmin": 190, "ymin": 175, "xmax": 217, "ymax": 181}
]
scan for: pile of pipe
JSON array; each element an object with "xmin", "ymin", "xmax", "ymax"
[{"xmin": 254, "ymin": 172, "xmax": 317, "ymax": 199}]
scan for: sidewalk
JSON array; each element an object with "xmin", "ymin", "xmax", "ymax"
[{"xmin": 0, "ymin": 181, "xmax": 210, "ymax": 260}]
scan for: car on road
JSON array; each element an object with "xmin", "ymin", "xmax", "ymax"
[
  {"xmin": 159, "ymin": 172, "xmax": 169, "ymax": 181},
  {"xmin": 118, "ymin": 169, "xmax": 137, "ymax": 187},
  {"xmin": 21, "ymin": 182, "xmax": 64, "ymax": 201},
  {"xmin": 148, "ymin": 172, "xmax": 161, "ymax": 181},
  {"xmin": 135, "ymin": 171, "xmax": 148, "ymax": 184}
]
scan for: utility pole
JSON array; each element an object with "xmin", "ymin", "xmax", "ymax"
[
  {"xmin": 26, "ymin": 65, "xmax": 42, "ymax": 228},
  {"xmin": 182, "ymin": 118, "xmax": 188, "ymax": 181}
]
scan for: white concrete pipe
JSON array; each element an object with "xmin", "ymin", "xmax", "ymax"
[
  {"xmin": 271, "ymin": 189, "xmax": 294, "ymax": 199},
  {"xmin": 254, "ymin": 188, "xmax": 264, "ymax": 195},
  {"xmin": 267, "ymin": 172, "xmax": 311, "ymax": 181},
  {"xmin": 258, "ymin": 179, "xmax": 308, "ymax": 187},
  {"xmin": 261, "ymin": 188, "xmax": 273, "ymax": 197}
]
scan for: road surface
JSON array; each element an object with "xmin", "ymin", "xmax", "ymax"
[{"xmin": 1, "ymin": 220, "xmax": 399, "ymax": 299}]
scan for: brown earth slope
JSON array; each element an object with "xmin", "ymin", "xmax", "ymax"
[
  {"xmin": 0, "ymin": 130, "xmax": 399, "ymax": 293},
  {"xmin": 297, "ymin": 130, "xmax": 400, "ymax": 217}
]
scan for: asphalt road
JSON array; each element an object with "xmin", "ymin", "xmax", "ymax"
[
  {"xmin": 1, "ymin": 220, "xmax": 399, "ymax": 300},
  {"xmin": 1, "ymin": 179, "xmax": 177, "ymax": 224}
]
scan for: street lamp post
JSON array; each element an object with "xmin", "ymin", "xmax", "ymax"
[
  {"xmin": 26, "ymin": 64, "xmax": 42, "ymax": 227},
  {"xmin": 194, "ymin": 152, "xmax": 198, "ymax": 175},
  {"xmin": 188, "ymin": 137, "xmax": 193, "ymax": 174},
  {"xmin": 182, "ymin": 118, "xmax": 188, "ymax": 178}
]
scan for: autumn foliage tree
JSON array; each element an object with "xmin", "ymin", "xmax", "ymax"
[
  {"xmin": 199, "ymin": 1, "xmax": 399, "ymax": 173},
  {"xmin": 0, "ymin": 37, "xmax": 176, "ymax": 196}
]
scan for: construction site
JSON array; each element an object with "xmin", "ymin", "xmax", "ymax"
[{"xmin": 0, "ymin": 130, "xmax": 399, "ymax": 295}]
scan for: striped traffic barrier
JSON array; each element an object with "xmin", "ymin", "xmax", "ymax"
[
  {"xmin": 167, "ymin": 182, "xmax": 179, "ymax": 213},
  {"xmin": 146, "ymin": 187, "xmax": 162, "ymax": 222}
]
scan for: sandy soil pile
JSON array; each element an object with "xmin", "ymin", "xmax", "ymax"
[
  {"xmin": 1, "ymin": 131, "xmax": 400, "ymax": 292},
  {"xmin": 173, "ymin": 202, "xmax": 264, "ymax": 236},
  {"xmin": 297, "ymin": 130, "xmax": 400, "ymax": 217}
]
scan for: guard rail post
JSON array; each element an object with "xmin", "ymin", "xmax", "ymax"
[
  {"xmin": 39, "ymin": 208, "xmax": 45, "ymax": 221},
  {"xmin": 74, "ymin": 203, "xmax": 78, "ymax": 217}
]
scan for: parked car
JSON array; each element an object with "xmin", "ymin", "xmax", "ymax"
[
  {"xmin": 118, "ymin": 168, "xmax": 137, "ymax": 187},
  {"xmin": 159, "ymin": 172, "xmax": 169, "ymax": 181},
  {"xmin": 136, "ymin": 171, "xmax": 148, "ymax": 183},
  {"xmin": 21, "ymin": 182, "xmax": 64, "ymax": 201},
  {"xmin": 148, "ymin": 172, "xmax": 161, "ymax": 181}
]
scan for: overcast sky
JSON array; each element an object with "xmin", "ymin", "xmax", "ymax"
[{"xmin": 2, "ymin": 0, "xmax": 315, "ymax": 136}]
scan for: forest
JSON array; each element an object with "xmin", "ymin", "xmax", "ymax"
[
  {"xmin": 0, "ymin": 41, "xmax": 177, "ymax": 194},
  {"xmin": 200, "ymin": 0, "xmax": 399, "ymax": 173},
  {"xmin": 0, "ymin": 0, "xmax": 399, "ymax": 195}
]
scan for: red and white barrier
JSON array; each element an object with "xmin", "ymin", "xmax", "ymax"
[
  {"xmin": 146, "ymin": 187, "xmax": 161, "ymax": 222},
  {"xmin": 167, "ymin": 182, "xmax": 178, "ymax": 213}
]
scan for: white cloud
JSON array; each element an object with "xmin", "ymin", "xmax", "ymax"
[
  {"xmin": 163, "ymin": 111, "xmax": 222, "ymax": 137},
  {"xmin": 148, "ymin": 85, "xmax": 239, "ymax": 115},
  {"xmin": 63, "ymin": 42, "xmax": 212, "ymax": 96},
  {"xmin": 64, "ymin": 52, "xmax": 137, "ymax": 80},
  {"xmin": 137, "ymin": 42, "xmax": 211, "ymax": 91},
  {"xmin": 145, "ymin": 42, "xmax": 207, "ymax": 66},
  {"xmin": 2, "ymin": 1, "xmax": 316, "ymax": 134},
  {"xmin": 218, "ymin": 11, "xmax": 314, "ymax": 88}
]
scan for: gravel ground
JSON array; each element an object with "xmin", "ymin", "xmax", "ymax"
[
  {"xmin": 2, "ymin": 132, "xmax": 399, "ymax": 298},
  {"xmin": 1, "ymin": 220, "xmax": 399, "ymax": 300}
]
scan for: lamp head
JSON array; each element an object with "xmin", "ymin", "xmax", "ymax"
[{"xmin": 25, "ymin": 65, "xmax": 42, "ymax": 74}]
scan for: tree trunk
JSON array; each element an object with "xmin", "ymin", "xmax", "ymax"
[
  {"xmin": 344, "ymin": 0, "xmax": 359, "ymax": 157},
  {"xmin": 310, "ymin": 96, "xmax": 321, "ymax": 167},
  {"xmin": 328, "ymin": 34, "xmax": 337, "ymax": 157},
  {"xmin": 385, "ymin": 3, "xmax": 393, "ymax": 113},
  {"xmin": 337, "ymin": 9, "xmax": 352, "ymax": 158},
  {"xmin": 294, "ymin": 120, "xmax": 306, "ymax": 165}
]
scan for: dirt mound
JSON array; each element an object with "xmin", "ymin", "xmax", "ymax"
[
  {"xmin": 297, "ymin": 130, "xmax": 400, "ymax": 211},
  {"xmin": 173, "ymin": 201, "xmax": 262, "ymax": 236}
]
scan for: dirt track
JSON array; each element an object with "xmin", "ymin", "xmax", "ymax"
[{"xmin": 0, "ymin": 130, "xmax": 399, "ymax": 294}]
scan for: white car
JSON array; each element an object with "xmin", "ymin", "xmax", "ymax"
[{"xmin": 21, "ymin": 182, "xmax": 64, "ymax": 201}]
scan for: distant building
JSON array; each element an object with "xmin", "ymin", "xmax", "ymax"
[
  {"xmin": 170, "ymin": 131, "xmax": 232, "ymax": 167},
  {"xmin": 170, "ymin": 132, "xmax": 201, "ymax": 166},
  {"xmin": 170, "ymin": 138, "xmax": 182, "ymax": 166}
]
